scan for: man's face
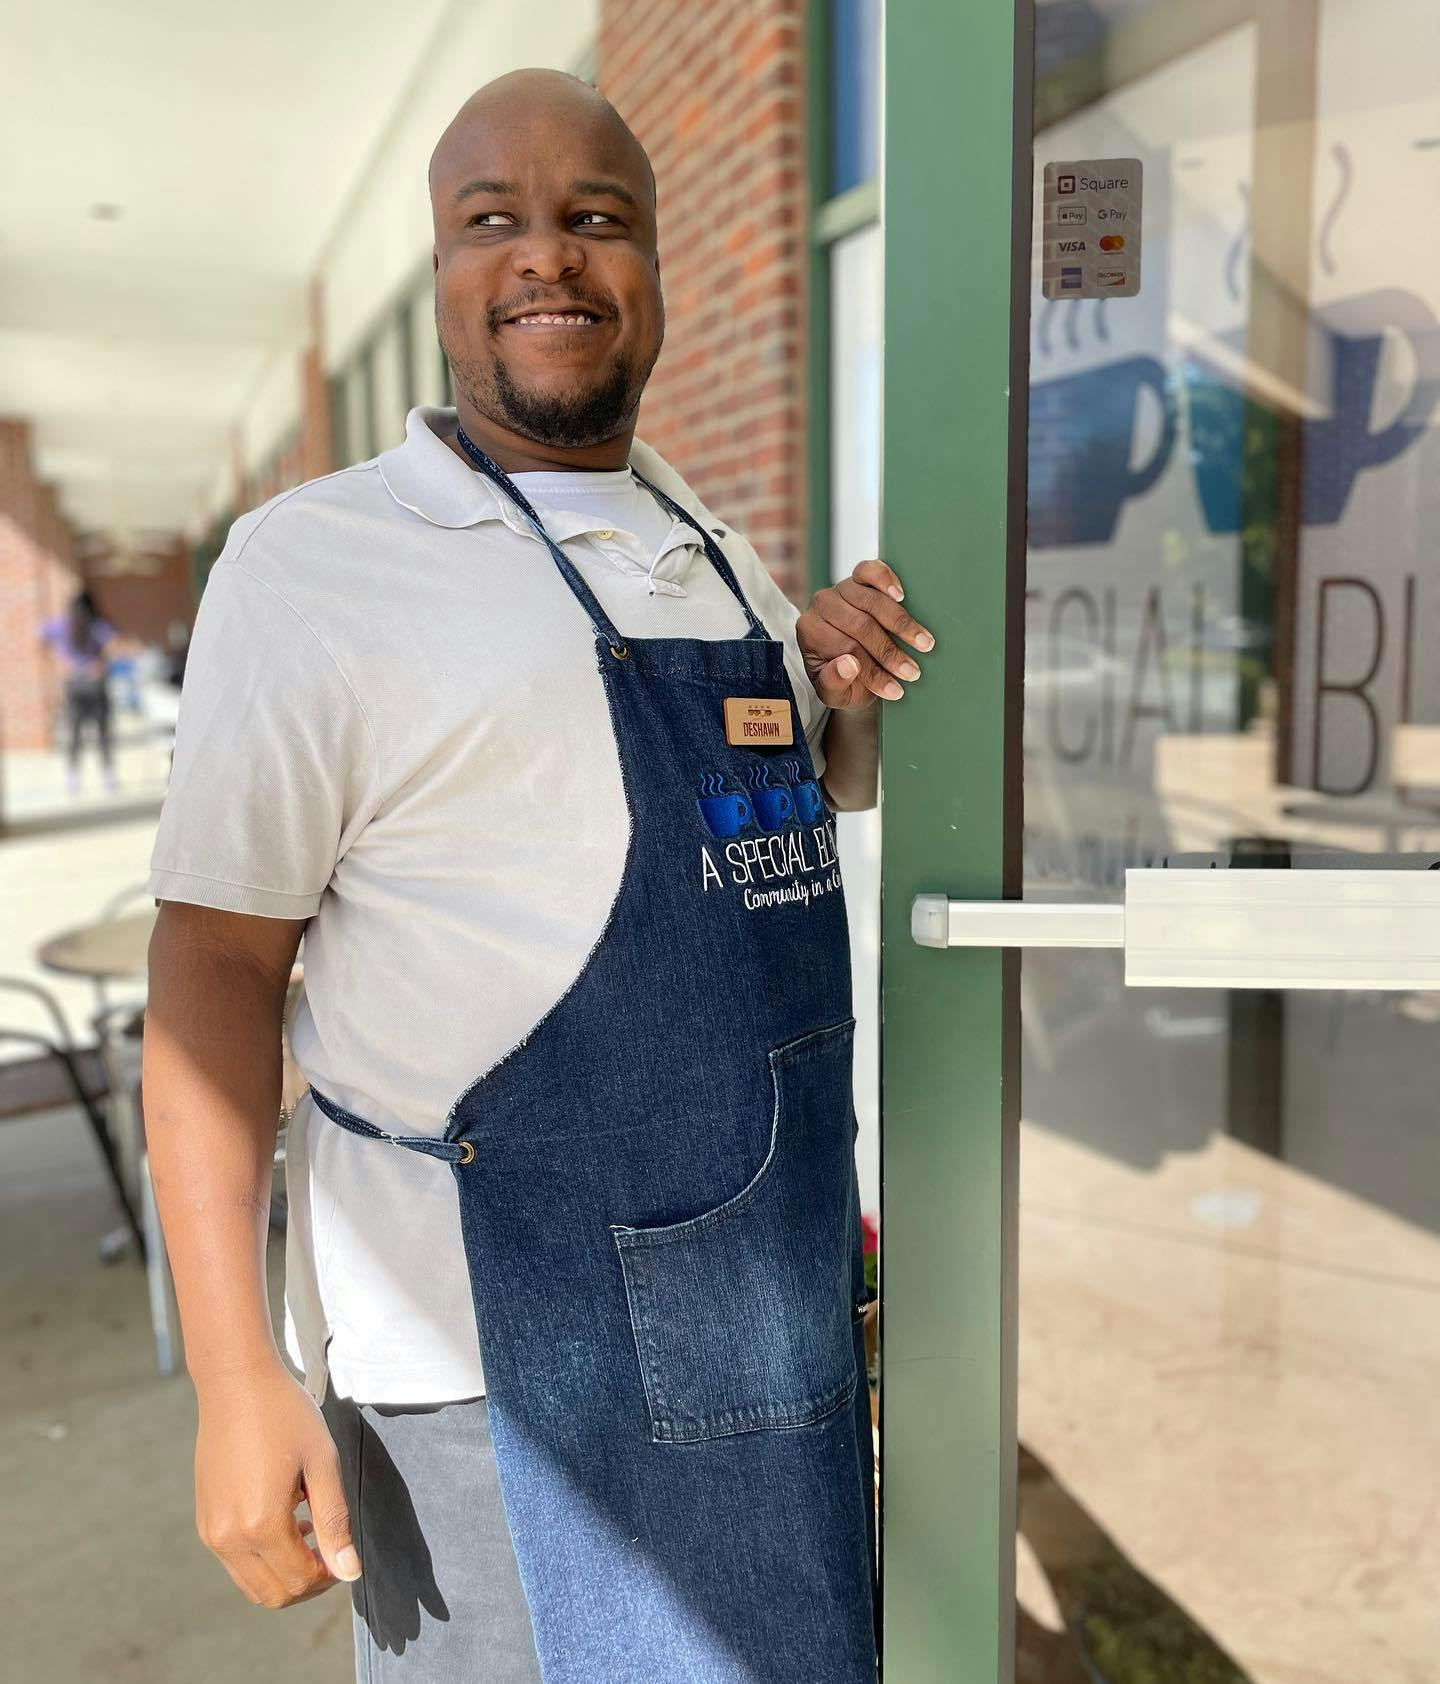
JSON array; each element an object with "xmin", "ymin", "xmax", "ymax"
[{"xmin": 432, "ymin": 106, "xmax": 664, "ymax": 450}]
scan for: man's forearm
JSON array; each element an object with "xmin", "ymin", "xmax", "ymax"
[
  {"xmin": 818, "ymin": 700, "xmax": 879, "ymax": 811},
  {"xmin": 142, "ymin": 907, "xmax": 301, "ymax": 1388}
]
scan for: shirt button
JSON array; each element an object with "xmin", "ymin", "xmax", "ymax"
[{"xmin": 594, "ymin": 529, "xmax": 615, "ymax": 541}]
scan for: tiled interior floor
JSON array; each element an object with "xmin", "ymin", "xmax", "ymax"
[
  {"xmin": 1015, "ymin": 726, "xmax": 1440, "ymax": 1681},
  {"xmin": 1016, "ymin": 1116, "xmax": 1440, "ymax": 1683}
]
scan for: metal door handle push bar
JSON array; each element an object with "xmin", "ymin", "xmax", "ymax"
[
  {"xmin": 910, "ymin": 869, "xmax": 1440, "ymax": 990},
  {"xmin": 911, "ymin": 897, "xmax": 1122, "ymax": 950}
]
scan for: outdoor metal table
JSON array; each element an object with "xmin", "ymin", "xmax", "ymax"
[
  {"xmin": 37, "ymin": 907, "xmax": 156, "ymax": 1239},
  {"xmin": 36, "ymin": 907, "xmax": 157, "ymax": 988},
  {"xmin": 35, "ymin": 903, "xmax": 301, "ymax": 1374}
]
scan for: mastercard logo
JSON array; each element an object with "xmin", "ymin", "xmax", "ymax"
[{"xmin": 1099, "ymin": 234, "xmax": 1126, "ymax": 252}]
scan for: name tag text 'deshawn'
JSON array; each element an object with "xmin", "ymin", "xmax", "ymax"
[{"xmin": 723, "ymin": 696, "xmax": 794, "ymax": 746}]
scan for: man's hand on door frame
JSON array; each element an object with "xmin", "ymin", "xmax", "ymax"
[{"xmin": 797, "ymin": 559, "xmax": 935, "ymax": 711}]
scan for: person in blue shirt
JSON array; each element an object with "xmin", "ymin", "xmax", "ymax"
[{"xmin": 39, "ymin": 589, "xmax": 117, "ymax": 793}]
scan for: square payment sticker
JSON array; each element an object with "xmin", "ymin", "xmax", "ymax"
[{"xmin": 1041, "ymin": 159, "xmax": 1142, "ymax": 300}]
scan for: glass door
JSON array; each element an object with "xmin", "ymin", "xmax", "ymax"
[{"xmin": 878, "ymin": 2, "xmax": 1440, "ymax": 1679}]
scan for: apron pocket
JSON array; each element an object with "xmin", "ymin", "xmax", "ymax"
[{"xmin": 611, "ymin": 1016, "xmax": 859, "ymax": 1445}]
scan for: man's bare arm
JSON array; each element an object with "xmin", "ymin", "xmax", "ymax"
[
  {"xmin": 818, "ymin": 699, "xmax": 879, "ymax": 812},
  {"xmin": 143, "ymin": 901, "xmax": 361, "ymax": 1605},
  {"xmin": 144, "ymin": 902, "xmax": 300, "ymax": 1382}
]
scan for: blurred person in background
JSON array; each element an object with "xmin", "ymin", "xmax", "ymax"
[
  {"xmin": 134, "ymin": 620, "xmax": 191, "ymax": 772},
  {"xmin": 161, "ymin": 616, "xmax": 190, "ymax": 688},
  {"xmin": 39, "ymin": 587, "xmax": 117, "ymax": 794},
  {"xmin": 105, "ymin": 635, "xmax": 144, "ymax": 712},
  {"xmin": 143, "ymin": 68, "xmax": 931, "ymax": 1683}
]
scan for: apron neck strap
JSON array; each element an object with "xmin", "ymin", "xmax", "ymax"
[
  {"xmin": 454, "ymin": 425, "xmax": 625, "ymax": 650},
  {"xmin": 629, "ymin": 471, "xmax": 767, "ymax": 638},
  {"xmin": 454, "ymin": 426, "xmax": 768, "ymax": 645}
]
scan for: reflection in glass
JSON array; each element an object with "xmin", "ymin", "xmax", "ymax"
[{"xmin": 1019, "ymin": 3, "xmax": 1440, "ymax": 1679}]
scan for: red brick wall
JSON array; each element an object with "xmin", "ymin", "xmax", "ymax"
[
  {"xmin": 0, "ymin": 518, "xmax": 75, "ymax": 755},
  {"xmin": 599, "ymin": 0, "xmax": 809, "ymax": 600},
  {"xmin": 0, "ymin": 419, "xmax": 202, "ymax": 767},
  {"xmin": 0, "ymin": 420, "xmax": 78, "ymax": 754},
  {"xmin": 79, "ymin": 537, "xmax": 195, "ymax": 648},
  {"xmin": 300, "ymin": 280, "xmax": 335, "ymax": 485}
]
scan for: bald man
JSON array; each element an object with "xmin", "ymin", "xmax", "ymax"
[{"xmin": 144, "ymin": 70, "xmax": 931, "ymax": 1682}]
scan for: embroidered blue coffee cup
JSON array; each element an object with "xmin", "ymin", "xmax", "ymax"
[
  {"xmin": 697, "ymin": 772, "xmax": 753, "ymax": 838},
  {"xmin": 753, "ymin": 785, "xmax": 794, "ymax": 832},
  {"xmin": 786, "ymin": 760, "xmax": 825, "ymax": 825}
]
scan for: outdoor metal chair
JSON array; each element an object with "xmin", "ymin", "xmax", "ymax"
[
  {"xmin": 0, "ymin": 969, "xmax": 293, "ymax": 1378},
  {"xmin": 0, "ymin": 976, "xmax": 146, "ymax": 1260}
]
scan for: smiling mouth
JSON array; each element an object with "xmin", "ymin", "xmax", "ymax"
[{"xmin": 505, "ymin": 309, "xmax": 606, "ymax": 328}]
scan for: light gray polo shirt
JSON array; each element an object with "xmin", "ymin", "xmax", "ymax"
[{"xmin": 147, "ymin": 405, "xmax": 830, "ymax": 1405}]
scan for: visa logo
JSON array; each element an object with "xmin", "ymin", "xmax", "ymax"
[{"xmin": 1058, "ymin": 240, "xmax": 1086, "ymax": 253}]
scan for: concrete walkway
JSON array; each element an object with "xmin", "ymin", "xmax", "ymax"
[
  {"xmin": 1, "ymin": 773, "xmax": 355, "ymax": 1682},
  {"xmin": 1, "ymin": 711, "xmax": 172, "ymax": 833},
  {"xmin": 0, "ymin": 720, "xmax": 171, "ymax": 1052}
]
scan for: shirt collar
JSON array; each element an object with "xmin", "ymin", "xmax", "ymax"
[
  {"xmin": 377, "ymin": 405, "xmax": 725, "ymax": 542},
  {"xmin": 378, "ymin": 406, "xmax": 525, "ymax": 532}
]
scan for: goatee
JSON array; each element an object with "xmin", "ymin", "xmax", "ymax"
[{"xmin": 480, "ymin": 354, "xmax": 642, "ymax": 450}]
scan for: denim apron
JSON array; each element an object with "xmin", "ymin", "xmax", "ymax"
[{"xmin": 309, "ymin": 432, "xmax": 878, "ymax": 1683}]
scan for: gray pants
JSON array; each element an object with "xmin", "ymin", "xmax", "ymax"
[
  {"xmin": 63, "ymin": 677, "xmax": 112, "ymax": 770},
  {"xmin": 319, "ymin": 1375, "xmax": 543, "ymax": 1683}
]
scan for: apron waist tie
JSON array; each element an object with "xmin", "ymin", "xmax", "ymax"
[{"xmin": 307, "ymin": 1086, "xmax": 473, "ymax": 1164}]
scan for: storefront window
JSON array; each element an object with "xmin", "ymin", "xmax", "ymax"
[
  {"xmin": 339, "ymin": 358, "xmax": 371, "ymax": 467},
  {"xmin": 369, "ymin": 316, "xmax": 408, "ymax": 453},
  {"xmin": 830, "ymin": 0, "xmax": 881, "ymax": 196},
  {"xmin": 409, "ymin": 276, "xmax": 447, "ymax": 411},
  {"xmin": 1018, "ymin": 3, "xmax": 1440, "ymax": 1677}
]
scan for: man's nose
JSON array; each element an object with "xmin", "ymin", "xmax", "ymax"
[{"xmin": 512, "ymin": 230, "xmax": 585, "ymax": 284}]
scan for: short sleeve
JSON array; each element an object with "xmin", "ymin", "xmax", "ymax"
[
  {"xmin": 722, "ymin": 535, "xmax": 831, "ymax": 780},
  {"xmin": 146, "ymin": 560, "xmax": 380, "ymax": 920}
]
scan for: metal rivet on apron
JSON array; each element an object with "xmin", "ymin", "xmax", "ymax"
[
  {"xmin": 456, "ymin": 1141, "xmax": 476, "ymax": 1164},
  {"xmin": 609, "ymin": 643, "xmax": 630, "ymax": 660}
]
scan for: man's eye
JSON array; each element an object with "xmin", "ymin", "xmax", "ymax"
[
  {"xmin": 468, "ymin": 212, "xmax": 511, "ymax": 227},
  {"xmin": 575, "ymin": 212, "xmax": 618, "ymax": 226}
]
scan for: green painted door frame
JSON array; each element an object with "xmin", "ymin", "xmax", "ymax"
[{"xmin": 878, "ymin": 1, "xmax": 1033, "ymax": 1678}]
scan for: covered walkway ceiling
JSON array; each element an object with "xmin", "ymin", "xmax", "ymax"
[{"xmin": 0, "ymin": 0, "xmax": 449, "ymax": 541}]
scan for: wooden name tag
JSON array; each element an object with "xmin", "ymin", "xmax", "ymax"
[{"xmin": 723, "ymin": 696, "xmax": 794, "ymax": 746}]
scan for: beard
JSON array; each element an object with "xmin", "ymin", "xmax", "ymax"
[
  {"xmin": 481, "ymin": 350, "xmax": 644, "ymax": 450},
  {"xmin": 439, "ymin": 290, "xmax": 662, "ymax": 451}
]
